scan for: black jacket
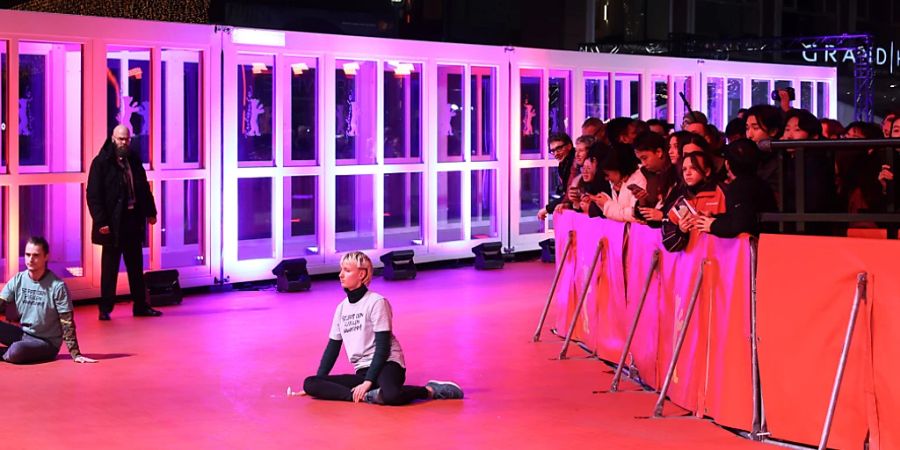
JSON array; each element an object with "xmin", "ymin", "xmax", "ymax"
[
  {"xmin": 86, "ymin": 139, "xmax": 157, "ymax": 246},
  {"xmin": 709, "ymin": 175, "xmax": 777, "ymax": 238},
  {"xmin": 545, "ymin": 150, "xmax": 576, "ymax": 214}
]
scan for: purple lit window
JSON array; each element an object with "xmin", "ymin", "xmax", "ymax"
[
  {"xmin": 471, "ymin": 169, "xmax": 497, "ymax": 239},
  {"xmin": 383, "ymin": 172, "xmax": 422, "ymax": 247},
  {"xmin": 287, "ymin": 58, "xmax": 317, "ymax": 164},
  {"xmin": 727, "ymin": 79, "xmax": 743, "ymax": 121},
  {"xmin": 161, "ymin": 49, "xmax": 201, "ymax": 167},
  {"xmin": 19, "ymin": 42, "xmax": 82, "ymax": 173},
  {"xmin": 519, "ymin": 168, "xmax": 545, "ymax": 234},
  {"xmin": 335, "ymin": 175, "xmax": 375, "ymax": 251},
  {"xmin": 816, "ymin": 82, "xmax": 829, "ymax": 118},
  {"xmin": 585, "ymin": 72, "xmax": 609, "ymax": 121},
  {"xmin": 161, "ymin": 179, "xmax": 204, "ymax": 269},
  {"xmin": 751, "ymin": 80, "xmax": 770, "ymax": 107},
  {"xmin": 549, "ymin": 70, "xmax": 571, "ymax": 137},
  {"xmin": 438, "ymin": 65, "xmax": 463, "ymax": 162},
  {"xmin": 1, "ymin": 42, "xmax": 6, "ymax": 172},
  {"xmin": 706, "ymin": 77, "xmax": 724, "ymax": 129},
  {"xmin": 471, "ymin": 66, "xmax": 497, "ymax": 161},
  {"xmin": 801, "ymin": 81, "xmax": 813, "ymax": 112},
  {"xmin": 674, "ymin": 76, "xmax": 692, "ymax": 129},
  {"xmin": 107, "ymin": 46, "xmax": 149, "ymax": 166},
  {"xmin": 653, "ymin": 76, "xmax": 668, "ymax": 121},
  {"xmin": 774, "ymin": 80, "xmax": 792, "ymax": 107},
  {"xmin": 384, "ymin": 62, "xmax": 422, "ymax": 163},
  {"xmin": 520, "ymin": 69, "xmax": 542, "ymax": 158},
  {"xmin": 238, "ymin": 177, "xmax": 272, "ymax": 260},
  {"xmin": 615, "ymin": 73, "xmax": 640, "ymax": 119},
  {"xmin": 283, "ymin": 176, "xmax": 318, "ymax": 257},
  {"xmin": 18, "ymin": 184, "xmax": 82, "ymax": 278},
  {"xmin": 237, "ymin": 57, "xmax": 274, "ymax": 164},
  {"xmin": 335, "ymin": 60, "xmax": 376, "ymax": 165},
  {"xmin": 437, "ymin": 171, "xmax": 462, "ymax": 242},
  {"xmin": 0, "ymin": 187, "xmax": 6, "ymax": 278}
]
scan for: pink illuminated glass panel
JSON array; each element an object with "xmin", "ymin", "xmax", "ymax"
[
  {"xmin": 335, "ymin": 174, "xmax": 375, "ymax": 251},
  {"xmin": 520, "ymin": 68, "xmax": 542, "ymax": 158},
  {"xmin": 161, "ymin": 179, "xmax": 204, "ymax": 269},
  {"xmin": 549, "ymin": 70, "xmax": 571, "ymax": 137},
  {"xmin": 384, "ymin": 62, "xmax": 422, "ymax": 163},
  {"xmin": 336, "ymin": 60, "xmax": 376, "ymax": 166},
  {"xmin": 471, "ymin": 66, "xmax": 497, "ymax": 161},
  {"xmin": 674, "ymin": 76, "xmax": 692, "ymax": 129},
  {"xmin": 1, "ymin": 42, "xmax": 6, "ymax": 172},
  {"xmin": 653, "ymin": 75, "xmax": 668, "ymax": 121},
  {"xmin": 816, "ymin": 82, "xmax": 829, "ymax": 118},
  {"xmin": 383, "ymin": 172, "xmax": 422, "ymax": 247},
  {"xmin": 287, "ymin": 58, "xmax": 317, "ymax": 164},
  {"xmin": 18, "ymin": 184, "xmax": 82, "ymax": 278},
  {"xmin": 751, "ymin": 79, "xmax": 770, "ymax": 107},
  {"xmin": 237, "ymin": 57, "xmax": 274, "ymax": 165},
  {"xmin": 584, "ymin": 72, "xmax": 609, "ymax": 121},
  {"xmin": 0, "ymin": 186, "xmax": 5, "ymax": 278},
  {"xmin": 161, "ymin": 49, "xmax": 201, "ymax": 167},
  {"xmin": 706, "ymin": 77, "xmax": 724, "ymax": 129},
  {"xmin": 437, "ymin": 171, "xmax": 462, "ymax": 242},
  {"xmin": 107, "ymin": 46, "xmax": 149, "ymax": 166},
  {"xmin": 615, "ymin": 73, "xmax": 640, "ymax": 119},
  {"xmin": 471, "ymin": 169, "xmax": 497, "ymax": 239},
  {"xmin": 283, "ymin": 175, "xmax": 317, "ymax": 256},
  {"xmin": 519, "ymin": 168, "xmax": 544, "ymax": 234},
  {"xmin": 19, "ymin": 42, "xmax": 82, "ymax": 173},
  {"xmin": 437, "ymin": 65, "xmax": 463, "ymax": 163},
  {"xmin": 238, "ymin": 177, "xmax": 272, "ymax": 260},
  {"xmin": 728, "ymin": 79, "xmax": 743, "ymax": 121}
]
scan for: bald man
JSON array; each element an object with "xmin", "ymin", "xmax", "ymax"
[{"xmin": 86, "ymin": 125, "xmax": 162, "ymax": 321}]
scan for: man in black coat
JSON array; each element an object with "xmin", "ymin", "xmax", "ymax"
[
  {"xmin": 86, "ymin": 125, "xmax": 162, "ymax": 321},
  {"xmin": 538, "ymin": 133, "xmax": 575, "ymax": 221}
]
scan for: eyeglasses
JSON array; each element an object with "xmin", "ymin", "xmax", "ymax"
[{"xmin": 549, "ymin": 144, "xmax": 568, "ymax": 155}]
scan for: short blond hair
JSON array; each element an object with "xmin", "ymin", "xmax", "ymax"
[{"xmin": 340, "ymin": 251, "xmax": 373, "ymax": 286}]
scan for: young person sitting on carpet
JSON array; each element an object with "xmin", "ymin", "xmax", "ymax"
[{"xmin": 298, "ymin": 251, "xmax": 463, "ymax": 405}]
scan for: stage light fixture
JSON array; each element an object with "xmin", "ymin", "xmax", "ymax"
[
  {"xmin": 472, "ymin": 242, "xmax": 504, "ymax": 270},
  {"xmin": 272, "ymin": 258, "xmax": 312, "ymax": 292},
  {"xmin": 380, "ymin": 250, "xmax": 417, "ymax": 281}
]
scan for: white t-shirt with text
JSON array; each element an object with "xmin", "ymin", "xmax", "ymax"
[{"xmin": 329, "ymin": 290, "xmax": 405, "ymax": 371}]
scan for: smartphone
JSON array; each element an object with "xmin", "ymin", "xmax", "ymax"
[{"xmin": 626, "ymin": 184, "xmax": 645, "ymax": 194}]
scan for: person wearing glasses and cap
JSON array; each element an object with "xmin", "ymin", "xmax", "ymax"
[{"xmin": 537, "ymin": 133, "xmax": 575, "ymax": 221}]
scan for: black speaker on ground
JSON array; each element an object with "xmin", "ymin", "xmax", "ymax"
[
  {"xmin": 472, "ymin": 242, "xmax": 504, "ymax": 270},
  {"xmin": 272, "ymin": 258, "xmax": 312, "ymax": 292},
  {"xmin": 144, "ymin": 269, "xmax": 182, "ymax": 306},
  {"xmin": 380, "ymin": 250, "xmax": 416, "ymax": 281},
  {"xmin": 539, "ymin": 238, "xmax": 555, "ymax": 263}
]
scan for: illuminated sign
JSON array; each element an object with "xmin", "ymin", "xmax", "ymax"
[{"xmin": 802, "ymin": 42, "xmax": 900, "ymax": 74}]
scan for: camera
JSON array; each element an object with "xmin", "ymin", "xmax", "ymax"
[{"xmin": 771, "ymin": 86, "xmax": 796, "ymax": 102}]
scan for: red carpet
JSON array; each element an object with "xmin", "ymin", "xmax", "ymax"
[{"xmin": 3, "ymin": 261, "xmax": 764, "ymax": 449}]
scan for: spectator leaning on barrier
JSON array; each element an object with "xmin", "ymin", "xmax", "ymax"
[
  {"xmin": 780, "ymin": 109, "xmax": 836, "ymax": 225},
  {"xmin": 594, "ymin": 143, "xmax": 646, "ymax": 222},
  {"xmin": 633, "ymin": 132, "xmax": 677, "ymax": 226},
  {"xmin": 662, "ymin": 152, "xmax": 726, "ymax": 252},
  {"xmin": 744, "ymin": 104, "xmax": 785, "ymax": 197},
  {"xmin": 695, "ymin": 139, "xmax": 777, "ymax": 237},
  {"xmin": 820, "ymin": 118, "xmax": 845, "ymax": 140},
  {"xmin": 579, "ymin": 141, "xmax": 613, "ymax": 218},
  {"xmin": 582, "ymin": 117, "xmax": 606, "ymax": 143},
  {"xmin": 538, "ymin": 133, "xmax": 574, "ymax": 222},
  {"xmin": 838, "ymin": 122, "xmax": 888, "ymax": 226},
  {"xmin": 572, "ymin": 135, "xmax": 596, "ymax": 182}
]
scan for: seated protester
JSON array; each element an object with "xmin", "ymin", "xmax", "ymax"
[
  {"xmin": 780, "ymin": 109, "xmax": 836, "ymax": 232},
  {"xmin": 579, "ymin": 141, "xmax": 613, "ymax": 218},
  {"xmin": 667, "ymin": 130, "xmax": 695, "ymax": 165},
  {"xmin": 645, "ymin": 119, "xmax": 670, "ymax": 137},
  {"xmin": 661, "ymin": 152, "xmax": 726, "ymax": 252},
  {"xmin": 594, "ymin": 143, "xmax": 646, "ymax": 222},
  {"xmin": 725, "ymin": 117, "xmax": 747, "ymax": 144},
  {"xmin": 744, "ymin": 104, "xmax": 785, "ymax": 196},
  {"xmin": 633, "ymin": 132, "xmax": 678, "ymax": 226},
  {"xmin": 0, "ymin": 236, "xmax": 96, "ymax": 364},
  {"xmin": 605, "ymin": 117, "xmax": 634, "ymax": 145},
  {"xmin": 302, "ymin": 252, "xmax": 463, "ymax": 405},
  {"xmin": 537, "ymin": 133, "xmax": 574, "ymax": 222},
  {"xmin": 838, "ymin": 122, "xmax": 889, "ymax": 227},
  {"xmin": 571, "ymin": 135, "xmax": 596, "ymax": 181},
  {"xmin": 695, "ymin": 139, "xmax": 777, "ymax": 237},
  {"xmin": 820, "ymin": 118, "xmax": 845, "ymax": 139}
]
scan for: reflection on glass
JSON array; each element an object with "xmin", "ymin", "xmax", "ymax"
[
  {"xmin": 284, "ymin": 176, "xmax": 317, "ymax": 257},
  {"xmin": 471, "ymin": 66, "xmax": 496, "ymax": 161},
  {"xmin": 437, "ymin": 171, "xmax": 462, "ymax": 242},
  {"xmin": 335, "ymin": 175, "xmax": 374, "ymax": 251},
  {"xmin": 438, "ymin": 65, "xmax": 463, "ymax": 162},
  {"xmin": 549, "ymin": 70, "xmax": 570, "ymax": 137},
  {"xmin": 161, "ymin": 179, "xmax": 204, "ymax": 268},
  {"xmin": 106, "ymin": 46, "xmax": 148, "ymax": 165},
  {"xmin": 20, "ymin": 42, "xmax": 82, "ymax": 172},
  {"xmin": 751, "ymin": 80, "xmax": 770, "ymax": 107},
  {"xmin": 162, "ymin": 49, "xmax": 201, "ymax": 166},
  {"xmin": 547, "ymin": 167, "xmax": 562, "ymax": 230},
  {"xmin": 238, "ymin": 177, "xmax": 272, "ymax": 260},
  {"xmin": 1, "ymin": 42, "xmax": 6, "ymax": 172},
  {"xmin": 674, "ymin": 76, "xmax": 691, "ymax": 129},
  {"xmin": 585, "ymin": 72, "xmax": 609, "ymax": 121},
  {"xmin": 706, "ymin": 77, "xmax": 724, "ymax": 129},
  {"xmin": 801, "ymin": 81, "xmax": 813, "ymax": 112},
  {"xmin": 774, "ymin": 80, "xmax": 792, "ymax": 107},
  {"xmin": 237, "ymin": 58, "xmax": 274, "ymax": 163},
  {"xmin": 383, "ymin": 172, "xmax": 422, "ymax": 247},
  {"xmin": 289, "ymin": 59, "xmax": 317, "ymax": 163},
  {"xmin": 816, "ymin": 82, "xmax": 828, "ymax": 118},
  {"xmin": 520, "ymin": 69, "xmax": 542, "ymax": 157},
  {"xmin": 615, "ymin": 73, "xmax": 640, "ymax": 119},
  {"xmin": 336, "ymin": 60, "xmax": 376, "ymax": 165},
  {"xmin": 19, "ymin": 184, "xmax": 82, "ymax": 277},
  {"xmin": 384, "ymin": 62, "xmax": 422, "ymax": 163},
  {"xmin": 520, "ymin": 168, "xmax": 544, "ymax": 234},
  {"xmin": 471, "ymin": 169, "xmax": 497, "ymax": 238},
  {"xmin": 727, "ymin": 78, "xmax": 743, "ymax": 121},
  {"xmin": 653, "ymin": 76, "xmax": 668, "ymax": 121}
]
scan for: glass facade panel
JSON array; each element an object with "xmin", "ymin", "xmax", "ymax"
[
  {"xmin": 727, "ymin": 78, "xmax": 743, "ymax": 121},
  {"xmin": 674, "ymin": 76, "xmax": 691, "ymax": 129},
  {"xmin": 549, "ymin": 70, "xmax": 570, "ymax": 137},
  {"xmin": 106, "ymin": 46, "xmax": 148, "ymax": 166},
  {"xmin": 584, "ymin": 72, "xmax": 609, "ymax": 121},
  {"xmin": 237, "ymin": 56, "xmax": 274, "ymax": 164},
  {"xmin": 18, "ymin": 184, "xmax": 82, "ymax": 277},
  {"xmin": 706, "ymin": 77, "xmax": 724, "ymax": 129},
  {"xmin": 751, "ymin": 80, "xmax": 770, "ymax": 107},
  {"xmin": 287, "ymin": 58, "xmax": 317, "ymax": 163},
  {"xmin": 336, "ymin": 60, "xmax": 376, "ymax": 165},
  {"xmin": 335, "ymin": 174, "xmax": 375, "ymax": 251},
  {"xmin": 283, "ymin": 175, "xmax": 318, "ymax": 257},
  {"xmin": 519, "ymin": 168, "xmax": 544, "ymax": 234},
  {"xmin": 774, "ymin": 80, "xmax": 792, "ymax": 107},
  {"xmin": 653, "ymin": 75, "xmax": 668, "ymax": 121},
  {"xmin": 1, "ymin": 42, "xmax": 6, "ymax": 172},
  {"xmin": 161, "ymin": 179, "xmax": 204, "ymax": 269},
  {"xmin": 237, "ymin": 177, "xmax": 272, "ymax": 260},
  {"xmin": 437, "ymin": 65, "xmax": 463, "ymax": 162},
  {"xmin": 437, "ymin": 171, "xmax": 462, "ymax": 242},
  {"xmin": 0, "ymin": 187, "xmax": 5, "ymax": 278},
  {"xmin": 161, "ymin": 49, "xmax": 201, "ymax": 167},
  {"xmin": 384, "ymin": 62, "xmax": 422, "ymax": 163},
  {"xmin": 20, "ymin": 42, "xmax": 82, "ymax": 173},
  {"xmin": 817, "ymin": 82, "xmax": 829, "ymax": 118},
  {"xmin": 615, "ymin": 73, "xmax": 640, "ymax": 119},
  {"xmin": 520, "ymin": 69, "xmax": 542, "ymax": 158},
  {"xmin": 383, "ymin": 172, "xmax": 422, "ymax": 247},
  {"xmin": 471, "ymin": 169, "xmax": 497, "ymax": 239},
  {"xmin": 471, "ymin": 66, "xmax": 496, "ymax": 161}
]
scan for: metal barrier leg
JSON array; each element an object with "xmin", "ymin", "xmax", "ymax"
[
  {"xmin": 559, "ymin": 240, "xmax": 604, "ymax": 360},
  {"xmin": 817, "ymin": 272, "xmax": 868, "ymax": 450},
  {"xmin": 653, "ymin": 259, "xmax": 708, "ymax": 417},
  {"xmin": 749, "ymin": 238, "xmax": 768, "ymax": 440},
  {"xmin": 533, "ymin": 230, "xmax": 575, "ymax": 342},
  {"xmin": 610, "ymin": 250, "xmax": 660, "ymax": 392}
]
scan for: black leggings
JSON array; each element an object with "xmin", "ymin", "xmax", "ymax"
[
  {"xmin": 303, "ymin": 361, "xmax": 430, "ymax": 406},
  {"xmin": 0, "ymin": 321, "xmax": 59, "ymax": 364}
]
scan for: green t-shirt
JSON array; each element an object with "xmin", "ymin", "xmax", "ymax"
[{"xmin": 0, "ymin": 270, "xmax": 72, "ymax": 349}]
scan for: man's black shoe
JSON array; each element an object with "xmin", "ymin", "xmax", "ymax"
[
  {"xmin": 99, "ymin": 312, "xmax": 111, "ymax": 321},
  {"xmin": 133, "ymin": 307, "xmax": 163, "ymax": 317}
]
